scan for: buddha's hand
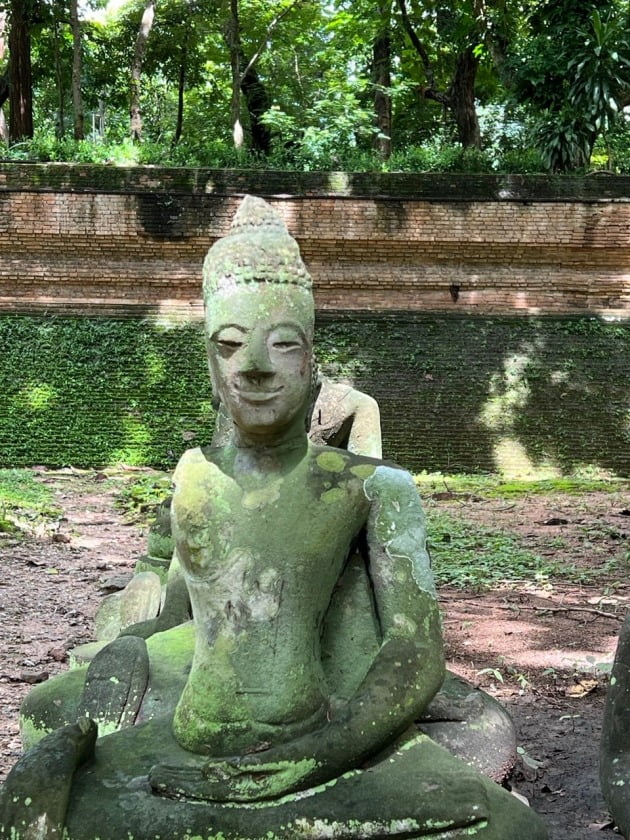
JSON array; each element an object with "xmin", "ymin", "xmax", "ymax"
[{"xmin": 149, "ymin": 752, "xmax": 324, "ymax": 802}]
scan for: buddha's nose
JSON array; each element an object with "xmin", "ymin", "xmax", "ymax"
[{"xmin": 241, "ymin": 331, "xmax": 273, "ymax": 376}]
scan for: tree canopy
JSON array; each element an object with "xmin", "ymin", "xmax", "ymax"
[{"xmin": 0, "ymin": 0, "xmax": 628, "ymax": 171}]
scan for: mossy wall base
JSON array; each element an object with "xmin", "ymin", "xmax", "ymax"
[{"xmin": 1, "ymin": 314, "xmax": 627, "ymax": 476}]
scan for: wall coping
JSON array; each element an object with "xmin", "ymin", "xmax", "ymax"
[{"xmin": 0, "ymin": 164, "xmax": 629, "ymax": 203}]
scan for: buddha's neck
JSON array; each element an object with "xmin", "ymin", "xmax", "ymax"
[{"xmin": 230, "ymin": 427, "xmax": 309, "ymax": 477}]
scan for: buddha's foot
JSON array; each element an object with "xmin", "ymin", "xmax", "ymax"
[
  {"xmin": 149, "ymin": 759, "xmax": 245, "ymax": 801},
  {"xmin": 0, "ymin": 718, "xmax": 97, "ymax": 840},
  {"xmin": 149, "ymin": 757, "xmax": 317, "ymax": 803}
]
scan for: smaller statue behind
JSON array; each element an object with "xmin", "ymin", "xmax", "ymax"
[{"xmin": 601, "ymin": 609, "xmax": 630, "ymax": 837}]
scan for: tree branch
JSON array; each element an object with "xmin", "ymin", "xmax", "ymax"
[
  {"xmin": 240, "ymin": 0, "xmax": 303, "ymax": 82},
  {"xmin": 442, "ymin": 595, "xmax": 623, "ymax": 622},
  {"xmin": 422, "ymin": 87, "xmax": 451, "ymax": 106},
  {"xmin": 396, "ymin": 0, "xmax": 437, "ymax": 90}
]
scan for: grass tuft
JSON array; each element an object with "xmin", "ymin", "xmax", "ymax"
[{"xmin": 0, "ymin": 469, "xmax": 62, "ymax": 535}]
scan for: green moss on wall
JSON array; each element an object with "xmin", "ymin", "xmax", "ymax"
[
  {"xmin": 0, "ymin": 316, "xmax": 214, "ymax": 468},
  {"xmin": 2, "ymin": 164, "xmax": 630, "ymax": 202},
  {"xmin": 316, "ymin": 314, "xmax": 630, "ymax": 478},
  {"xmin": 0, "ymin": 314, "xmax": 628, "ymax": 476}
]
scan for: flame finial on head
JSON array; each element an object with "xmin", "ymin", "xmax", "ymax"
[{"xmin": 202, "ymin": 196, "xmax": 312, "ymax": 300}]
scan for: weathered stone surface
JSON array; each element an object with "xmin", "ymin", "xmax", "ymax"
[
  {"xmin": 601, "ymin": 609, "xmax": 630, "ymax": 838},
  {"xmin": 0, "ymin": 719, "xmax": 96, "ymax": 839},
  {"xmin": 119, "ymin": 571, "xmax": 162, "ymax": 628},
  {"xmin": 76, "ymin": 636, "xmax": 149, "ymax": 735},
  {"xmin": 93, "ymin": 592, "xmax": 123, "ymax": 642}
]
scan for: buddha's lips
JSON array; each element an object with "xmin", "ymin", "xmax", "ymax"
[{"xmin": 235, "ymin": 387, "xmax": 283, "ymax": 402}]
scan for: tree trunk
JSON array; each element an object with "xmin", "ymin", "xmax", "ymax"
[
  {"xmin": 227, "ymin": 0, "xmax": 243, "ymax": 148},
  {"xmin": 130, "ymin": 0, "xmax": 156, "ymax": 142},
  {"xmin": 8, "ymin": 0, "xmax": 34, "ymax": 142},
  {"xmin": 372, "ymin": 3, "xmax": 392, "ymax": 160},
  {"xmin": 0, "ymin": 11, "xmax": 9, "ymax": 143},
  {"xmin": 225, "ymin": 0, "xmax": 301, "ymax": 151},
  {"xmin": 239, "ymin": 51, "xmax": 271, "ymax": 155},
  {"xmin": 450, "ymin": 47, "xmax": 480, "ymax": 148},
  {"xmin": 70, "ymin": 0, "xmax": 84, "ymax": 140},
  {"xmin": 53, "ymin": 13, "xmax": 65, "ymax": 138},
  {"xmin": 172, "ymin": 45, "xmax": 186, "ymax": 146}
]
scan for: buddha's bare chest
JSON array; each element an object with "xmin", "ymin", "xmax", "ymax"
[{"xmin": 172, "ymin": 463, "xmax": 368, "ymax": 606}]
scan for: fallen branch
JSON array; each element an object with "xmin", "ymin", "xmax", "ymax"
[
  {"xmin": 440, "ymin": 596, "xmax": 623, "ymax": 620},
  {"xmin": 497, "ymin": 603, "xmax": 621, "ymax": 621}
]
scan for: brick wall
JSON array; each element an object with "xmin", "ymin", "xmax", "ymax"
[{"xmin": 0, "ymin": 165, "xmax": 628, "ymax": 319}]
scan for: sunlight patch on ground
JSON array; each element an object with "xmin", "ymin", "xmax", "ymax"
[{"xmin": 446, "ymin": 615, "xmax": 619, "ymax": 675}]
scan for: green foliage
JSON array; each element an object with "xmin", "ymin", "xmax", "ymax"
[
  {"xmin": 604, "ymin": 119, "xmax": 630, "ymax": 173},
  {"xmin": 0, "ymin": 468, "xmax": 62, "ymax": 533},
  {"xmin": 532, "ymin": 8, "xmax": 630, "ymax": 172},
  {"xmin": 492, "ymin": 147, "xmax": 546, "ymax": 174},
  {"xmin": 2, "ymin": 135, "xmax": 136, "ymax": 164},
  {"xmin": 0, "ymin": 132, "xmax": 550, "ymax": 173},
  {"xmin": 260, "ymin": 97, "xmax": 375, "ymax": 170},
  {"xmin": 4, "ymin": 0, "xmax": 629, "ymax": 172},
  {"xmin": 0, "ymin": 315, "xmax": 627, "ymax": 475},
  {"xmin": 415, "ymin": 473, "xmax": 627, "ymax": 498},
  {"xmin": 315, "ymin": 322, "xmax": 369, "ymax": 381},
  {"xmin": 386, "ymin": 143, "xmax": 493, "ymax": 173},
  {"xmin": 567, "ymin": 9, "xmax": 630, "ymax": 136},
  {"xmin": 115, "ymin": 471, "xmax": 172, "ymax": 521},
  {"xmin": 0, "ymin": 469, "xmax": 59, "ymax": 513},
  {"xmin": 426, "ymin": 506, "xmax": 566, "ymax": 588},
  {"xmin": 426, "ymin": 504, "xmax": 627, "ymax": 589},
  {"xmin": 317, "ymin": 315, "xmax": 629, "ymax": 477},
  {"xmin": 508, "ymin": 0, "xmax": 630, "ymax": 171},
  {"xmin": 0, "ymin": 316, "xmax": 215, "ymax": 469},
  {"xmin": 534, "ymin": 109, "xmax": 592, "ymax": 172}
]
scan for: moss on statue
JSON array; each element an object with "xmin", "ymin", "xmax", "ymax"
[{"xmin": 0, "ymin": 197, "xmax": 548, "ymax": 840}]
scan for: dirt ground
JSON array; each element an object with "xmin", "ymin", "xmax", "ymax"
[{"xmin": 0, "ymin": 470, "xmax": 629, "ymax": 839}]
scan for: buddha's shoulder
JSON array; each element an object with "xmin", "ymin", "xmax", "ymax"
[
  {"xmin": 309, "ymin": 445, "xmax": 416, "ymax": 495},
  {"xmin": 173, "ymin": 445, "xmax": 225, "ymax": 483}
]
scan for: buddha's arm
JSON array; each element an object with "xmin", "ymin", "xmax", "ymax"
[
  {"xmin": 345, "ymin": 391, "xmax": 382, "ymax": 459},
  {"xmin": 342, "ymin": 465, "xmax": 445, "ymax": 732},
  {"xmin": 150, "ymin": 466, "xmax": 444, "ymax": 801}
]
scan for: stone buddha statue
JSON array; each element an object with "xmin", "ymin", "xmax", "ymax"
[{"xmin": 0, "ymin": 196, "xmax": 548, "ymax": 840}]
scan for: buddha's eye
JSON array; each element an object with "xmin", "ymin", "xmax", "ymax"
[
  {"xmin": 269, "ymin": 327, "xmax": 305, "ymax": 352},
  {"xmin": 272, "ymin": 339, "xmax": 301, "ymax": 350},
  {"xmin": 214, "ymin": 328, "xmax": 245, "ymax": 353}
]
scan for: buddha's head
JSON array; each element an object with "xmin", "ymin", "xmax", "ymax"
[{"xmin": 203, "ymin": 196, "xmax": 315, "ymax": 442}]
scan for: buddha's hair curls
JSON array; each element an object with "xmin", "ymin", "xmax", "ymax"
[{"xmin": 203, "ymin": 196, "xmax": 312, "ymax": 300}]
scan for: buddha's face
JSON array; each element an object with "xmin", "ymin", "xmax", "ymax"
[{"xmin": 206, "ymin": 282, "xmax": 314, "ymax": 440}]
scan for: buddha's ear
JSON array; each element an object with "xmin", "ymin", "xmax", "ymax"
[
  {"xmin": 305, "ymin": 357, "xmax": 321, "ymax": 433},
  {"xmin": 206, "ymin": 356, "xmax": 221, "ymax": 411}
]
